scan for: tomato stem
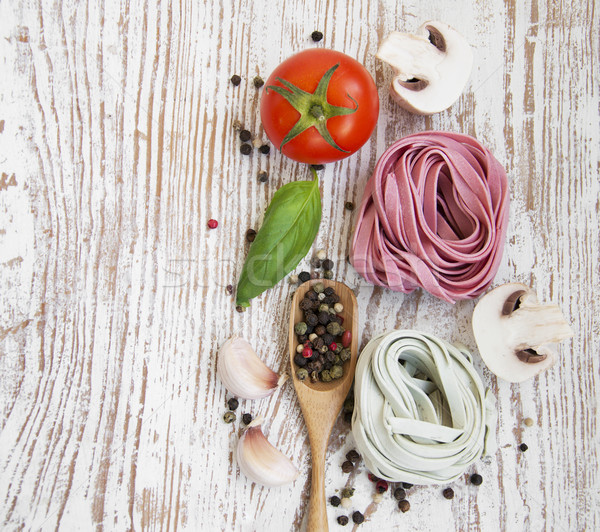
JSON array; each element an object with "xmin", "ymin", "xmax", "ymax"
[{"xmin": 266, "ymin": 63, "xmax": 358, "ymax": 153}]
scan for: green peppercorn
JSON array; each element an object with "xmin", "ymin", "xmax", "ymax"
[
  {"xmin": 341, "ymin": 487, "xmax": 355, "ymax": 498},
  {"xmin": 333, "ymin": 355, "xmax": 341, "ymax": 365},
  {"xmin": 334, "ymin": 344, "xmax": 343, "ymax": 354},
  {"xmin": 313, "ymin": 282, "xmax": 325, "ymax": 293},
  {"xmin": 321, "ymin": 370, "xmax": 332, "ymax": 382},
  {"xmin": 318, "ymin": 303, "xmax": 330, "ymax": 313},
  {"xmin": 294, "ymin": 322, "xmax": 308, "ymax": 335},
  {"xmin": 327, "ymin": 322, "xmax": 342, "ymax": 336},
  {"xmin": 330, "ymin": 365, "xmax": 343, "ymax": 379},
  {"xmin": 340, "ymin": 348, "xmax": 351, "ymax": 362},
  {"xmin": 223, "ymin": 411, "xmax": 236, "ymax": 423},
  {"xmin": 324, "ymin": 270, "xmax": 334, "ymax": 279},
  {"xmin": 297, "ymin": 368, "xmax": 309, "ymax": 381},
  {"xmin": 253, "ymin": 75, "xmax": 264, "ymax": 88}
]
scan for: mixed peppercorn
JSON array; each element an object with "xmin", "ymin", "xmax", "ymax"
[{"xmin": 292, "ymin": 281, "xmax": 352, "ymax": 383}]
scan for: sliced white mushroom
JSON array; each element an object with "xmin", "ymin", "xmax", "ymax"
[
  {"xmin": 472, "ymin": 283, "xmax": 574, "ymax": 383},
  {"xmin": 376, "ymin": 21, "xmax": 473, "ymax": 115}
]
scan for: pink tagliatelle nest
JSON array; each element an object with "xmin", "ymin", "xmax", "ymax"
[{"xmin": 350, "ymin": 131, "xmax": 510, "ymax": 303}]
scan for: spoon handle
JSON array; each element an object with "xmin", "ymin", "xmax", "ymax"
[{"xmin": 307, "ymin": 442, "xmax": 328, "ymax": 532}]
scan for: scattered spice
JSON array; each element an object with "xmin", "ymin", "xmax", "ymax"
[
  {"xmin": 337, "ymin": 515, "xmax": 349, "ymax": 526},
  {"xmin": 352, "ymin": 511, "xmax": 364, "ymax": 524},
  {"xmin": 393, "ymin": 488, "xmax": 406, "ymax": 501},
  {"xmin": 346, "ymin": 450, "xmax": 360, "ymax": 463},
  {"xmin": 398, "ymin": 500, "xmax": 410, "ymax": 513},
  {"xmin": 259, "ymin": 144, "xmax": 271, "ymax": 154},
  {"xmin": 341, "ymin": 487, "xmax": 355, "ymax": 499},
  {"xmin": 443, "ymin": 488, "xmax": 454, "ymax": 500},
  {"xmin": 289, "ymin": 274, "xmax": 299, "ymax": 284},
  {"xmin": 242, "ymin": 413, "xmax": 252, "ymax": 425},
  {"xmin": 226, "ymin": 284, "xmax": 233, "ymax": 295},
  {"xmin": 239, "ymin": 129, "xmax": 251, "ymax": 142},
  {"xmin": 227, "ymin": 398, "xmax": 239, "ymax": 411},
  {"xmin": 524, "ymin": 417, "xmax": 534, "ymax": 427},
  {"xmin": 240, "ymin": 143, "xmax": 252, "ymax": 155},
  {"xmin": 257, "ymin": 170, "xmax": 268, "ymax": 182},
  {"xmin": 470, "ymin": 473, "xmax": 483, "ymax": 486},
  {"xmin": 322, "ymin": 259, "xmax": 334, "ymax": 270},
  {"xmin": 223, "ymin": 411, "xmax": 236, "ymax": 423},
  {"xmin": 375, "ymin": 480, "xmax": 389, "ymax": 493},
  {"xmin": 232, "ymin": 119, "xmax": 242, "ymax": 130},
  {"xmin": 324, "ymin": 270, "xmax": 334, "ymax": 279},
  {"xmin": 520, "ymin": 443, "xmax": 529, "ymax": 452},
  {"xmin": 340, "ymin": 497, "xmax": 352, "ymax": 509},
  {"xmin": 298, "ymin": 271, "xmax": 311, "ymax": 283},
  {"xmin": 246, "ymin": 229, "xmax": 257, "ymax": 242},
  {"xmin": 207, "ymin": 219, "xmax": 218, "ymax": 229},
  {"xmin": 402, "ymin": 482, "xmax": 414, "ymax": 489},
  {"xmin": 342, "ymin": 461, "xmax": 354, "ymax": 473},
  {"xmin": 230, "ymin": 74, "xmax": 241, "ymax": 86},
  {"xmin": 330, "ymin": 495, "xmax": 341, "ymax": 507},
  {"xmin": 372, "ymin": 492, "xmax": 383, "ymax": 504},
  {"xmin": 311, "ymin": 257, "xmax": 322, "ymax": 268},
  {"xmin": 311, "ymin": 164, "xmax": 325, "ymax": 170},
  {"xmin": 253, "ymin": 75, "xmax": 264, "ymax": 88},
  {"xmin": 296, "ymin": 368, "xmax": 308, "ymax": 380},
  {"xmin": 311, "ymin": 31, "xmax": 324, "ymax": 42},
  {"xmin": 345, "ymin": 201, "xmax": 355, "ymax": 211},
  {"xmin": 316, "ymin": 249, "xmax": 327, "ymax": 260},
  {"xmin": 235, "ymin": 305, "xmax": 245, "ymax": 313}
]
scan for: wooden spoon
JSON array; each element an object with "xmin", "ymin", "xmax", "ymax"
[{"xmin": 289, "ymin": 279, "xmax": 358, "ymax": 532}]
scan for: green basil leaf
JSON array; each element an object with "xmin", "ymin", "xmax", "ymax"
[{"xmin": 236, "ymin": 169, "xmax": 321, "ymax": 307}]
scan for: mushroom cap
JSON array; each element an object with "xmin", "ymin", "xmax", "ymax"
[
  {"xmin": 472, "ymin": 283, "xmax": 574, "ymax": 383},
  {"xmin": 376, "ymin": 21, "xmax": 473, "ymax": 115}
]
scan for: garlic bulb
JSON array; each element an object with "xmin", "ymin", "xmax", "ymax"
[
  {"xmin": 217, "ymin": 337, "xmax": 286, "ymax": 399},
  {"xmin": 237, "ymin": 417, "xmax": 299, "ymax": 487}
]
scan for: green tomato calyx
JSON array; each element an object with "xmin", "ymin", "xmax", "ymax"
[{"xmin": 266, "ymin": 63, "xmax": 358, "ymax": 152}]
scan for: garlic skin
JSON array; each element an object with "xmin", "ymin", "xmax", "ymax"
[
  {"xmin": 217, "ymin": 337, "xmax": 286, "ymax": 400},
  {"xmin": 237, "ymin": 417, "xmax": 300, "ymax": 487}
]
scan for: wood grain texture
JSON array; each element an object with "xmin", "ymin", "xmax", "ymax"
[{"xmin": 0, "ymin": 0, "xmax": 598, "ymax": 531}]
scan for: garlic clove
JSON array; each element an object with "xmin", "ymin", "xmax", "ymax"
[
  {"xmin": 236, "ymin": 417, "xmax": 300, "ymax": 487},
  {"xmin": 217, "ymin": 337, "xmax": 287, "ymax": 400}
]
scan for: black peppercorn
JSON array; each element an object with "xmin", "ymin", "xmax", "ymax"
[
  {"xmin": 298, "ymin": 271, "xmax": 311, "ymax": 283},
  {"xmin": 306, "ymin": 290, "xmax": 318, "ymax": 300},
  {"xmin": 318, "ymin": 311, "xmax": 330, "ymax": 325},
  {"xmin": 242, "ymin": 413, "xmax": 252, "ymax": 425},
  {"xmin": 443, "ymin": 488, "xmax": 454, "ymax": 500},
  {"xmin": 324, "ymin": 287, "xmax": 335, "ymax": 296},
  {"xmin": 259, "ymin": 144, "xmax": 270, "ymax": 154},
  {"xmin": 393, "ymin": 488, "xmax": 406, "ymax": 500},
  {"xmin": 230, "ymin": 74, "xmax": 241, "ymax": 86},
  {"xmin": 239, "ymin": 129, "xmax": 251, "ymax": 142},
  {"xmin": 398, "ymin": 500, "xmax": 410, "ymax": 513},
  {"xmin": 294, "ymin": 353, "xmax": 308, "ymax": 367},
  {"xmin": 346, "ymin": 449, "xmax": 360, "ymax": 463},
  {"xmin": 322, "ymin": 259, "xmax": 334, "ymax": 270},
  {"xmin": 299, "ymin": 298, "xmax": 312, "ymax": 311},
  {"xmin": 306, "ymin": 313, "xmax": 318, "ymax": 327},
  {"xmin": 352, "ymin": 511, "xmax": 364, "ymax": 524},
  {"xmin": 321, "ymin": 333, "xmax": 334, "ymax": 345},
  {"xmin": 345, "ymin": 201, "xmax": 355, "ymax": 211},
  {"xmin": 315, "ymin": 325, "xmax": 326, "ymax": 336},
  {"xmin": 311, "ymin": 31, "xmax": 323, "ymax": 42},
  {"xmin": 342, "ymin": 460, "xmax": 354, "ymax": 473},
  {"xmin": 470, "ymin": 474, "xmax": 483, "ymax": 486},
  {"xmin": 330, "ymin": 495, "xmax": 341, "ymax": 507},
  {"xmin": 246, "ymin": 229, "xmax": 256, "ymax": 242},
  {"xmin": 297, "ymin": 334, "xmax": 308, "ymax": 343},
  {"xmin": 253, "ymin": 75, "xmax": 264, "ymax": 88},
  {"xmin": 520, "ymin": 443, "xmax": 528, "ymax": 452},
  {"xmin": 402, "ymin": 482, "xmax": 413, "ymax": 489},
  {"xmin": 226, "ymin": 284, "xmax": 233, "ymax": 295},
  {"xmin": 337, "ymin": 515, "xmax": 349, "ymax": 526},
  {"xmin": 257, "ymin": 170, "xmax": 268, "ymax": 182},
  {"xmin": 227, "ymin": 398, "xmax": 239, "ymax": 411},
  {"xmin": 240, "ymin": 143, "xmax": 252, "ymax": 155}
]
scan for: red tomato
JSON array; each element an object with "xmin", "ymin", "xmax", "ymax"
[{"xmin": 260, "ymin": 49, "xmax": 379, "ymax": 164}]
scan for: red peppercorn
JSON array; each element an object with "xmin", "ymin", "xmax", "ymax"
[
  {"xmin": 342, "ymin": 330, "xmax": 352, "ymax": 348},
  {"xmin": 207, "ymin": 219, "xmax": 218, "ymax": 229},
  {"xmin": 368, "ymin": 473, "xmax": 379, "ymax": 483},
  {"xmin": 302, "ymin": 347, "xmax": 313, "ymax": 358},
  {"xmin": 329, "ymin": 342, "xmax": 338, "ymax": 351},
  {"xmin": 376, "ymin": 479, "xmax": 389, "ymax": 493}
]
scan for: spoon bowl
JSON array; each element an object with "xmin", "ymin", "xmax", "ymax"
[{"xmin": 289, "ymin": 279, "xmax": 358, "ymax": 532}]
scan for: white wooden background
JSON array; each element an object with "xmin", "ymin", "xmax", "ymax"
[{"xmin": 1, "ymin": 0, "xmax": 598, "ymax": 530}]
